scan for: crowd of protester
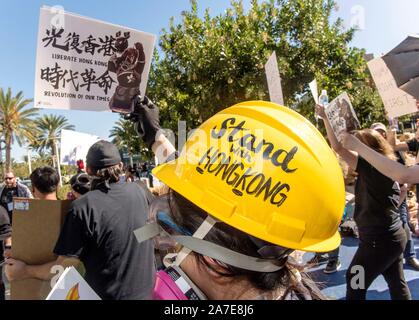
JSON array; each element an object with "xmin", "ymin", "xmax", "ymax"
[{"xmin": 0, "ymin": 97, "xmax": 419, "ymax": 300}]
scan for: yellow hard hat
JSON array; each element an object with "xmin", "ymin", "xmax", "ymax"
[{"xmin": 153, "ymin": 101, "xmax": 345, "ymax": 252}]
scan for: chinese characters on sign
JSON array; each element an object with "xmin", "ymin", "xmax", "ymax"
[
  {"xmin": 40, "ymin": 62, "xmax": 115, "ymax": 94},
  {"xmin": 42, "ymin": 28, "xmax": 120, "ymax": 56},
  {"xmin": 34, "ymin": 7, "xmax": 155, "ymax": 112}
]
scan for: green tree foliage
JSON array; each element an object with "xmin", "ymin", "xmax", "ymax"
[
  {"xmin": 109, "ymin": 117, "xmax": 152, "ymax": 162},
  {"xmin": 149, "ymin": 0, "xmax": 385, "ymax": 133},
  {"xmin": 33, "ymin": 114, "xmax": 75, "ymax": 168},
  {"xmin": 0, "ymin": 88, "xmax": 38, "ymax": 171}
]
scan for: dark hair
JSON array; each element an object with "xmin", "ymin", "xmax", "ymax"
[
  {"xmin": 70, "ymin": 173, "xmax": 91, "ymax": 195},
  {"xmin": 165, "ymin": 189, "xmax": 325, "ymax": 300},
  {"xmin": 90, "ymin": 164, "xmax": 122, "ymax": 190},
  {"xmin": 30, "ymin": 166, "xmax": 59, "ymax": 194}
]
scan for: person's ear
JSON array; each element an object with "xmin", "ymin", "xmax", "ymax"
[
  {"xmin": 199, "ymin": 256, "xmax": 233, "ymax": 285},
  {"xmin": 86, "ymin": 166, "xmax": 93, "ymax": 175},
  {"xmin": 201, "ymin": 256, "xmax": 228, "ymax": 274},
  {"xmin": 118, "ymin": 162, "xmax": 124, "ymax": 169}
]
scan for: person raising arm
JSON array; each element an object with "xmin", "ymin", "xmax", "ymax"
[
  {"xmin": 316, "ymin": 104, "xmax": 411, "ymax": 300},
  {"xmin": 341, "ymin": 133, "xmax": 419, "ymax": 185},
  {"xmin": 315, "ymin": 105, "xmax": 357, "ymax": 170}
]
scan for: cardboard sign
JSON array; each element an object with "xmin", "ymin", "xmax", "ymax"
[
  {"xmin": 34, "ymin": 6, "xmax": 156, "ymax": 113},
  {"xmin": 309, "ymin": 79, "xmax": 319, "ymax": 104},
  {"xmin": 10, "ymin": 198, "xmax": 71, "ymax": 300},
  {"xmin": 325, "ymin": 92, "xmax": 360, "ymax": 140},
  {"xmin": 60, "ymin": 129, "xmax": 102, "ymax": 165},
  {"xmin": 47, "ymin": 267, "xmax": 101, "ymax": 300},
  {"xmin": 382, "ymin": 35, "xmax": 419, "ymax": 100},
  {"xmin": 264, "ymin": 52, "xmax": 284, "ymax": 105},
  {"xmin": 364, "ymin": 53, "xmax": 374, "ymax": 62},
  {"xmin": 368, "ymin": 57, "xmax": 417, "ymax": 118}
]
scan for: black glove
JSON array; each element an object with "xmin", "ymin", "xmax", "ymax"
[{"xmin": 128, "ymin": 95, "xmax": 161, "ymax": 149}]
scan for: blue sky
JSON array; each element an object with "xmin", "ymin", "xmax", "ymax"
[{"xmin": 1, "ymin": 0, "xmax": 419, "ymax": 162}]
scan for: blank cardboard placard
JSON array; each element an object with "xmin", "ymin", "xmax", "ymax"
[
  {"xmin": 10, "ymin": 198, "xmax": 71, "ymax": 300},
  {"xmin": 265, "ymin": 52, "xmax": 284, "ymax": 105}
]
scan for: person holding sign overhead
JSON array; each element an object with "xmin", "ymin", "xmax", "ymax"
[{"xmin": 316, "ymin": 104, "xmax": 411, "ymax": 300}]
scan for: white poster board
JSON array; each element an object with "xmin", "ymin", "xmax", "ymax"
[
  {"xmin": 368, "ymin": 57, "xmax": 417, "ymax": 118},
  {"xmin": 46, "ymin": 266, "xmax": 101, "ymax": 300},
  {"xmin": 309, "ymin": 79, "xmax": 319, "ymax": 104},
  {"xmin": 265, "ymin": 52, "xmax": 284, "ymax": 105},
  {"xmin": 60, "ymin": 129, "xmax": 102, "ymax": 165},
  {"xmin": 34, "ymin": 6, "xmax": 156, "ymax": 113},
  {"xmin": 325, "ymin": 92, "xmax": 360, "ymax": 140}
]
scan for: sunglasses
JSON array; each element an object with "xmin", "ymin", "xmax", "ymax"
[{"xmin": 5, "ymin": 177, "xmax": 14, "ymax": 180}]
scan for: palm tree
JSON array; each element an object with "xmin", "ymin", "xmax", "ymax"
[
  {"xmin": 109, "ymin": 118, "xmax": 141, "ymax": 166},
  {"xmin": 34, "ymin": 114, "xmax": 75, "ymax": 168},
  {"xmin": 0, "ymin": 88, "xmax": 38, "ymax": 172}
]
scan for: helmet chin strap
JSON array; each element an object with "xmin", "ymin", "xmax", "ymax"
[
  {"xmin": 173, "ymin": 215, "xmax": 217, "ymax": 267},
  {"xmin": 134, "ymin": 215, "xmax": 290, "ymax": 273}
]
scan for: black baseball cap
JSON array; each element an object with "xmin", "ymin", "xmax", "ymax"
[{"xmin": 86, "ymin": 140, "xmax": 121, "ymax": 170}]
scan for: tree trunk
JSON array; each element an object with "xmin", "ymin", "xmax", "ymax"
[
  {"xmin": 27, "ymin": 148, "xmax": 32, "ymax": 175},
  {"xmin": 55, "ymin": 140, "xmax": 62, "ymax": 187},
  {"xmin": 5, "ymin": 132, "xmax": 12, "ymax": 172},
  {"xmin": 50, "ymin": 141, "xmax": 56, "ymax": 168},
  {"xmin": 0, "ymin": 138, "xmax": 4, "ymax": 178}
]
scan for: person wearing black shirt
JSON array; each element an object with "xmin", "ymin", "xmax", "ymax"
[
  {"xmin": 0, "ymin": 172, "xmax": 32, "ymax": 223},
  {"xmin": 371, "ymin": 123, "xmax": 419, "ymax": 270},
  {"xmin": 317, "ymin": 105, "xmax": 411, "ymax": 300},
  {"xmin": 391, "ymin": 127, "xmax": 419, "ymax": 229},
  {"xmin": 5, "ymin": 141, "xmax": 155, "ymax": 299},
  {"xmin": 0, "ymin": 206, "xmax": 11, "ymax": 300}
]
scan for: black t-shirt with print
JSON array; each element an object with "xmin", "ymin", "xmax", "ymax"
[
  {"xmin": 407, "ymin": 138, "xmax": 419, "ymax": 154},
  {"xmin": 0, "ymin": 205, "xmax": 11, "ymax": 265},
  {"xmin": 406, "ymin": 138, "xmax": 419, "ymax": 200},
  {"xmin": 354, "ymin": 157, "xmax": 402, "ymax": 236},
  {"xmin": 54, "ymin": 181, "xmax": 155, "ymax": 300},
  {"xmin": 0, "ymin": 186, "xmax": 18, "ymax": 217}
]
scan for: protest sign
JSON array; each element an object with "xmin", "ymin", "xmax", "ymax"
[
  {"xmin": 382, "ymin": 35, "xmax": 419, "ymax": 100},
  {"xmin": 364, "ymin": 53, "xmax": 374, "ymax": 62},
  {"xmin": 265, "ymin": 52, "xmax": 284, "ymax": 105},
  {"xmin": 34, "ymin": 6, "xmax": 156, "ymax": 113},
  {"xmin": 47, "ymin": 267, "xmax": 101, "ymax": 300},
  {"xmin": 309, "ymin": 79, "xmax": 319, "ymax": 104},
  {"xmin": 368, "ymin": 57, "xmax": 417, "ymax": 118},
  {"xmin": 325, "ymin": 92, "xmax": 360, "ymax": 140},
  {"xmin": 10, "ymin": 199, "xmax": 71, "ymax": 300},
  {"xmin": 60, "ymin": 129, "xmax": 102, "ymax": 165}
]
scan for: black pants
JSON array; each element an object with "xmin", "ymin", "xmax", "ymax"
[
  {"xmin": 0, "ymin": 243, "xmax": 4, "ymax": 300},
  {"xmin": 0, "ymin": 282, "xmax": 4, "ymax": 300},
  {"xmin": 346, "ymin": 226, "xmax": 411, "ymax": 300}
]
